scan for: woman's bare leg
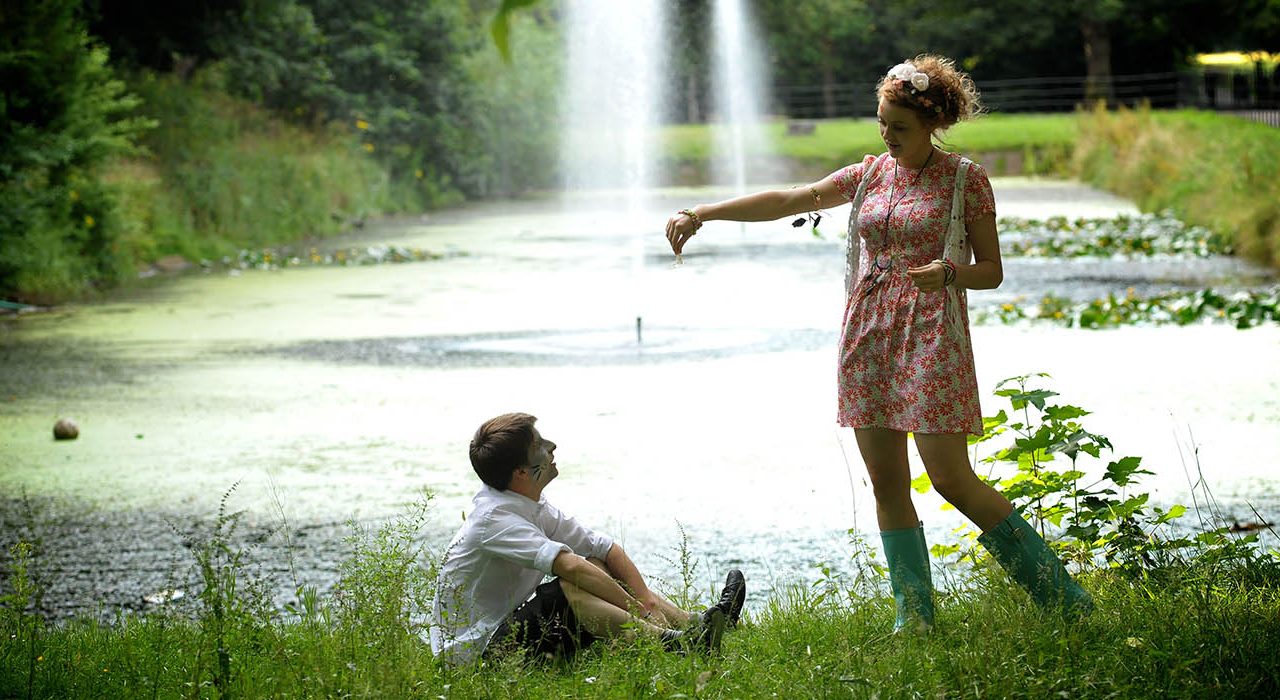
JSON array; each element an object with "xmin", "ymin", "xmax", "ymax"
[
  {"xmin": 854, "ymin": 427, "xmax": 919, "ymax": 530},
  {"xmin": 913, "ymin": 432, "xmax": 1013, "ymax": 532}
]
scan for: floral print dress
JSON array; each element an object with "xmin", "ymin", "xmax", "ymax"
[{"xmin": 830, "ymin": 151, "xmax": 996, "ymax": 436}]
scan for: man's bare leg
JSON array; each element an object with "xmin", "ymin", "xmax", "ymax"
[
  {"xmin": 584, "ymin": 557, "xmax": 696, "ymax": 627},
  {"xmin": 558, "ymin": 579, "xmax": 670, "ymax": 639}
]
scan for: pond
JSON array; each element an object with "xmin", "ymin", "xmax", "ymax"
[{"xmin": 2, "ymin": 179, "xmax": 1277, "ymax": 620}]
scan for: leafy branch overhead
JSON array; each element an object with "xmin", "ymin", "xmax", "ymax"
[{"xmin": 491, "ymin": 0, "xmax": 542, "ymax": 62}]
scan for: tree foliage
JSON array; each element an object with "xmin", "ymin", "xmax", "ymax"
[
  {"xmin": 221, "ymin": 0, "xmax": 559, "ymax": 203},
  {"xmin": 0, "ymin": 0, "xmax": 151, "ymax": 302}
]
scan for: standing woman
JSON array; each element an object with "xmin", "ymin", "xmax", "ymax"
[{"xmin": 664, "ymin": 55, "xmax": 1092, "ymax": 631}]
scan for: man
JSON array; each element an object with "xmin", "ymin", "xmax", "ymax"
[{"xmin": 428, "ymin": 412, "xmax": 746, "ymax": 665}]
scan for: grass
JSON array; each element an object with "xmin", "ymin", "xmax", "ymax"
[
  {"xmin": 3, "ymin": 540, "xmax": 1278, "ymax": 699},
  {"xmin": 660, "ymin": 112, "xmax": 1079, "ymax": 179},
  {"xmin": 103, "ymin": 68, "xmax": 415, "ymax": 270},
  {"xmin": 1072, "ymin": 105, "xmax": 1280, "ymax": 268}
]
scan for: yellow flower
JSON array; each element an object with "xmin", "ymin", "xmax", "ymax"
[
  {"xmin": 363, "ymin": 143, "xmax": 375, "ymax": 153},
  {"xmin": 356, "ymin": 119, "xmax": 370, "ymax": 130},
  {"xmin": 84, "ymin": 215, "xmax": 95, "ymax": 228},
  {"xmin": 414, "ymin": 168, "xmax": 424, "ymax": 179},
  {"xmin": 1001, "ymin": 303, "xmax": 1015, "ymax": 312},
  {"xmin": 1053, "ymin": 311, "xmax": 1064, "ymax": 319}
]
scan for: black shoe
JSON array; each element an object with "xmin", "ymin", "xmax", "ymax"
[
  {"xmin": 660, "ymin": 607, "xmax": 725, "ymax": 655},
  {"xmin": 694, "ymin": 606, "xmax": 726, "ymax": 654},
  {"xmin": 716, "ymin": 569, "xmax": 746, "ymax": 627}
]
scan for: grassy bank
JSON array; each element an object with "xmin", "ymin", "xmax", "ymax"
[
  {"xmin": 660, "ymin": 113, "xmax": 1078, "ymax": 181},
  {"xmin": 1073, "ymin": 106, "xmax": 1280, "ymax": 268},
  {"xmin": 4, "ymin": 377, "xmax": 1279, "ymax": 698},
  {"xmin": 3, "ymin": 530, "xmax": 1277, "ymax": 698},
  {"xmin": 104, "ymin": 70, "xmax": 418, "ymax": 272}
]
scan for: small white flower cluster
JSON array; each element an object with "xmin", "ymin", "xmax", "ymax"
[{"xmin": 887, "ymin": 62, "xmax": 930, "ymax": 92}]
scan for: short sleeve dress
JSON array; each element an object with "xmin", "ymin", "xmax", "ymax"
[{"xmin": 829, "ymin": 151, "xmax": 996, "ymax": 436}]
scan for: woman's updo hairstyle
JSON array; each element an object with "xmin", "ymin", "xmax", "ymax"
[{"xmin": 876, "ymin": 54, "xmax": 983, "ymax": 132}]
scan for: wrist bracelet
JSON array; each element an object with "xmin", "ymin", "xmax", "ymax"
[
  {"xmin": 678, "ymin": 208, "xmax": 702, "ymax": 230},
  {"xmin": 932, "ymin": 258, "xmax": 957, "ymax": 287}
]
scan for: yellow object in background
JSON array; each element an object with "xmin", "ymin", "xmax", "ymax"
[{"xmin": 1194, "ymin": 51, "xmax": 1277, "ymax": 66}]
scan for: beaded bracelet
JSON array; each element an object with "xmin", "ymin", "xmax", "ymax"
[
  {"xmin": 678, "ymin": 208, "xmax": 702, "ymax": 231},
  {"xmin": 931, "ymin": 258, "xmax": 957, "ymax": 287}
]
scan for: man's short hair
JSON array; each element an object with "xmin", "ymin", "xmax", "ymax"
[{"xmin": 470, "ymin": 413, "xmax": 537, "ymax": 490}]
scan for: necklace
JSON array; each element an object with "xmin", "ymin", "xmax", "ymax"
[{"xmin": 864, "ymin": 146, "xmax": 936, "ymax": 295}]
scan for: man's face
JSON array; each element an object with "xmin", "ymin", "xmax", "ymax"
[{"xmin": 523, "ymin": 427, "xmax": 558, "ymax": 487}]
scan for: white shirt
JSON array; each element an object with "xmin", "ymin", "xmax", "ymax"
[{"xmin": 427, "ymin": 485, "xmax": 614, "ymax": 665}]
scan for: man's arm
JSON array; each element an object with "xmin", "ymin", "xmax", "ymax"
[
  {"xmin": 551, "ymin": 551, "xmax": 644, "ymax": 614},
  {"xmin": 603, "ymin": 543, "xmax": 664, "ymax": 614}
]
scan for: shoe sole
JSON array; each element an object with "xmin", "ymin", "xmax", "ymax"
[{"xmin": 702, "ymin": 607, "xmax": 726, "ymax": 654}]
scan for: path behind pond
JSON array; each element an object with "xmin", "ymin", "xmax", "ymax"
[{"xmin": 2, "ymin": 178, "xmax": 1277, "ymax": 620}]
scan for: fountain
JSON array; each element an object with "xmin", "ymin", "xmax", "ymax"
[
  {"xmin": 562, "ymin": 0, "xmax": 668, "ymax": 345},
  {"xmin": 710, "ymin": 0, "xmax": 770, "ymax": 198},
  {"xmin": 557, "ymin": 0, "xmax": 770, "ymax": 351}
]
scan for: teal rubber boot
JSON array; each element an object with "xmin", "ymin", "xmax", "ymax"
[
  {"xmin": 880, "ymin": 524, "xmax": 935, "ymax": 632},
  {"xmin": 978, "ymin": 511, "xmax": 1094, "ymax": 617}
]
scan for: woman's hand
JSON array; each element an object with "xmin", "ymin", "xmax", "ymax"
[
  {"xmin": 665, "ymin": 211, "xmax": 699, "ymax": 255},
  {"xmin": 906, "ymin": 261, "xmax": 948, "ymax": 291}
]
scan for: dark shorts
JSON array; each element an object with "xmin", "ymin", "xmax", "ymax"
[{"xmin": 484, "ymin": 578, "xmax": 597, "ymax": 662}]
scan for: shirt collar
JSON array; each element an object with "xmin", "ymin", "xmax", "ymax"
[{"xmin": 476, "ymin": 484, "xmax": 545, "ymax": 514}]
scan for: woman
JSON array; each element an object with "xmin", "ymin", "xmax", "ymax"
[{"xmin": 664, "ymin": 55, "xmax": 1092, "ymax": 631}]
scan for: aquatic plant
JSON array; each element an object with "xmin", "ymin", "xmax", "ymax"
[
  {"xmin": 998, "ymin": 212, "xmax": 1234, "ymax": 258},
  {"xmin": 979, "ymin": 286, "xmax": 1280, "ymax": 329},
  {"xmin": 206, "ymin": 244, "xmax": 446, "ymax": 272}
]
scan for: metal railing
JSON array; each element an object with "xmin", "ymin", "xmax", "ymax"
[{"xmin": 768, "ymin": 67, "xmax": 1279, "ymax": 126}]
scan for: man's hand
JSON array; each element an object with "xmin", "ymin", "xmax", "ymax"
[{"xmin": 635, "ymin": 590, "xmax": 671, "ymax": 627}]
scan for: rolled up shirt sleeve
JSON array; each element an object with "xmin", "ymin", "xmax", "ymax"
[
  {"xmin": 546, "ymin": 505, "xmax": 614, "ymax": 561},
  {"xmin": 479, "ymin": 511, "xmax": 570, "ymax": 575}
]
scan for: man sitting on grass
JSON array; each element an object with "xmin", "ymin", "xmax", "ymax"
[{"xmin": 428, "ymin": 412, "xmax": 746, "ymax": 665}]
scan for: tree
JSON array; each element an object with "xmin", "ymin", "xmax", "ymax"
[
  {"xmin": 757, "ymin": 0, "xmax": 880, "ymax": 118},
  {"xmin": 1, "ymin": 0, "xmax": 150, "ymax": 301}
]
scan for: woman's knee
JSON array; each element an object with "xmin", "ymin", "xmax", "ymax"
[
  {"xmin": 855, "ymin": 429, "xmax": 910, "ymax": 498},
  {"xmin": 865, "ymin": 462, "xmax": 912, "ymax": 501},
  {"xmin": 926, "ymin": 469, "xmax": 974, "ymax": 503}
]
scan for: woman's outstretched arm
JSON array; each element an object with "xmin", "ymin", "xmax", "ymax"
[{"xmin": 665, "ymin": 175, "xmax": 845, "ymax": 254}]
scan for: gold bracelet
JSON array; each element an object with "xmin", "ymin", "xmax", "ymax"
[{"xmin": 678, "ymin": 208, "xmax": 702, "ymax": 230}]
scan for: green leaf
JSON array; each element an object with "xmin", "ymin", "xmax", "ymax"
[
  {"xmin": 1153, "ymin": 504, "xmax": 1187, "ymax": 525},
  {"xmin": 1104, "ymin": 456, "xmax": 1147, "ymax": 486},
  {"xmin": 1045, "ymin": 405, "xmax": 1090, "ymax": 421},
  {"xmin": 490, "ymin": 0, "xmax": 541, "ymax": 62},
  {"xmin": 910, "ymin": 471, "xmax": 933, "ymax": 494},
  {"xmin": 930, "ymin": 543, "xmax": 960, "ymax": 559}
]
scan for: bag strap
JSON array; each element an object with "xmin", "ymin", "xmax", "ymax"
[
  {"xmin": 945, "ymin": 157, "xmax": 973, "ymax": 263},
  {"xmin": 844, "ymin": 153, "xmax": 891, "ymax": 298},
  {"xmin": 942, "ymin": 157, "xmax": 973, "ymax": 339}
]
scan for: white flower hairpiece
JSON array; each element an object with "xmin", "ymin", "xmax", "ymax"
[{"xmin": 887, "ymin": 62, "xmax": 930, "ymax": 92}]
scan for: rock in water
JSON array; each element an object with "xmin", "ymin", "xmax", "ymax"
[{"xmin": 53, "ymin": 418, "xmax": 79, "ymax": 440}]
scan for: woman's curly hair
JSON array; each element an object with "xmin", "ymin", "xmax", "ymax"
[{"xmin": 876, "ymin": 54, "xmax": 983, "ymax": 131}]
